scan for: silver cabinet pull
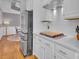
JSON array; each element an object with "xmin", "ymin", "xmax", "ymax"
[
  {"xmin": 45, "ymin": 43, "xmax": 50, "ymax": 46},
  {"xmin": 59, "ymin": 50, "xmax": 67, "ymax": 55}
]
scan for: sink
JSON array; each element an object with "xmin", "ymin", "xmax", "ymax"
[{"xmin": 63, "ymin": 37, "xmax": 79, "ymax": 47}]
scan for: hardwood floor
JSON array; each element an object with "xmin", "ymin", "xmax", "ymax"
[{"xmin": 0, "ymin": 35, "xmax": 37, "ymax": 59}]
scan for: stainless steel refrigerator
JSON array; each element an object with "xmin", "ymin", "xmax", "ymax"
[{"xmin": 19, "ymin": 10, "xmax": 33, "ymax": 56}]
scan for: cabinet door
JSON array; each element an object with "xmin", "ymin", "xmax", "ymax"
[
  {"xmin": 33, "ymin": 36, "xmax": 45, "ymax": 59},
  {"xmin": 33, "ymin": 35, "xmax": 55, "ymax": 59},
  {"xmin": 44, "ymin": 44, "xmax": 52, "ymax": 59},
  {"xmin": 33, "ymin": 36, "xmax": 40, "ymax": 57},
  {"xmin": 36, "ymin": 37, "xmax": 52, "ymax": 59},
  {"xmin": 39, "ymin": 43, "xmax": 45, "ymax": 59},
  {"xmin": 56, "ymin": 43, "xmax": 75, "ymax": 59},
  {"xmin": 43, "ymin": 40, "xmax": 54, "ymax": 59},
  {"xmin": 55, "ymin": 54, "xmax": 66, "ymax": 59},
  {"xmin": 33, "ymin": 36, "xmax": 36, "ymax": 54}
]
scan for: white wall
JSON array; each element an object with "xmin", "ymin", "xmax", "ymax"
[
  {"xmin": 0, "ymin": 0, "xmax": 20, "ymax": 14},
  {"xmin": 33, "ymin": 0, "xmax": 53, "ymax": 33},
  {"xmin": 64, "ymin": 0, "xmax": 79, "ymax": 18},
  {"xmin": 50, "ymin": 0, "xmax": 79, "ymax": 36},
  {"xmin": 33, "ymin": 0, "xmax": 79, "ymax": 36},
  {"xmin": 2, "ymin": 12, "xmax": 20, "ymax": 26},
  {"xmin": 26, "ymin": 0, "xmax": 33, "ymax": 10}
]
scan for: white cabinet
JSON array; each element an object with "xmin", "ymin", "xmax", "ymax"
[
  {"xmin": 64, "ymin": 0, "xmax": 79, "ymax": 18},
  {"xmin": 33, "ymin": 35, "xmax": 40, "ymax": 58},
  {"xmin": 55, "ymin": 53, "xmax": 66, "ymax": 59},
  {"xmin": 33, "ymin": 35, "xmax": 45, "ymax": 59},
  {"xmin": 38, "ymin": 40, "xmax": 45, "ymax": 59},
  {"xmin": 33, "ymin": 35, "xmax": 54, "ymax": 59},
  {"xmin": 55, "ymin": 43, "xmax": 79, "ymax": 59},
  {"xmin": 33, "ymin": 35, "xmax": 79, "ymax": 59},
  {"xmin": 43, "ymin": 39, "xmax": 54, "ymax": 59}
]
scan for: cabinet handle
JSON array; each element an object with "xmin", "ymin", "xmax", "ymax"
[
  {"xmin": 45, "ymin": 43, "xmax": 50, "ymax": 46},
  {"xmin": 59, "ymin": 50, "xmax": 67, "ymax": 55}
]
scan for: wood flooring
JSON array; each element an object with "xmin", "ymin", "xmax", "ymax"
[{"xmin": 0, "ymin": 35, "xmax": 37, "ymax": 59}]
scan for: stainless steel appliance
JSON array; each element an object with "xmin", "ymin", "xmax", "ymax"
[{"xmin": 20, "ymin": 10, "xmax": 33, "ymax": 56}]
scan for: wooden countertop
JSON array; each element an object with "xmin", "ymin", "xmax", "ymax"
[{"xmin": 40, "ymin": 32, "xmax": 64, "ymax": 38}]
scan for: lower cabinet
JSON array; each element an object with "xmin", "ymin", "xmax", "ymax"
[
  {"xmin": 33, "ymin": 35, "xmax": 79, "ymax": 59},
  {"xmin": 33, "ymin": 35, "xmax": 40, "ymax": 58},
  {"xmin": 44, "ymin": 40, "xmax": 54, "ymax": 59},
  {"xmin": 37, "ymin": 38, "xmax": 54, "ymax": 59},
  {"xmin": 39, "ymin": 43, "xmax": 45, "ymax": 59},
  {"xmin": 55, "ymin": 53, "xmax": 66, "ymax": 59},
  {"xmin": 33, "ymin": 35, "xmax": 54, "ymax": 59},
  {"xmin": 55, "ymin": 43, "xmax": 79, "ymax": 59}
]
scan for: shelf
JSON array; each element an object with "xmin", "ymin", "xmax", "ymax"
[{"xmin": 64, "ymin": 17, "xmax": 79, "ymax": 20}]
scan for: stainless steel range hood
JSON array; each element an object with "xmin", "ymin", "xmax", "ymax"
[{"xmin": 43, "ymin": 0, "xmax": 63, "ymax": 10}]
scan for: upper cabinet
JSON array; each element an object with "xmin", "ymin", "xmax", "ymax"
[{"xmin": 63, "ymin": 0, "xmax": 79, "ymax": 20}]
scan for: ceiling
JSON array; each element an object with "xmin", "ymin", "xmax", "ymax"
[{"xmin": 0, "ymin": 0, "xmax": 20, "ymax": 14}]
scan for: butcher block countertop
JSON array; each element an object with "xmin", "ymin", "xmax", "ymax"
[{"xmin": 40, "ymin": 32, "xmax": 64, "ymax": 38}]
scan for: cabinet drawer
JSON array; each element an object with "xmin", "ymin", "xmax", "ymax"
[{"xmin": 55, "ymin": 44, "xmax": 75, "ymax": 59}]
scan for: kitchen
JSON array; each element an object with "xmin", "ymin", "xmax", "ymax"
[
  {"xmin": 0, "ymin": 0, "xmax": 79, "ymax": 59},
  {"xmin": 33, "ymin": 0, "xmax": 79, "ymax": 59}
]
